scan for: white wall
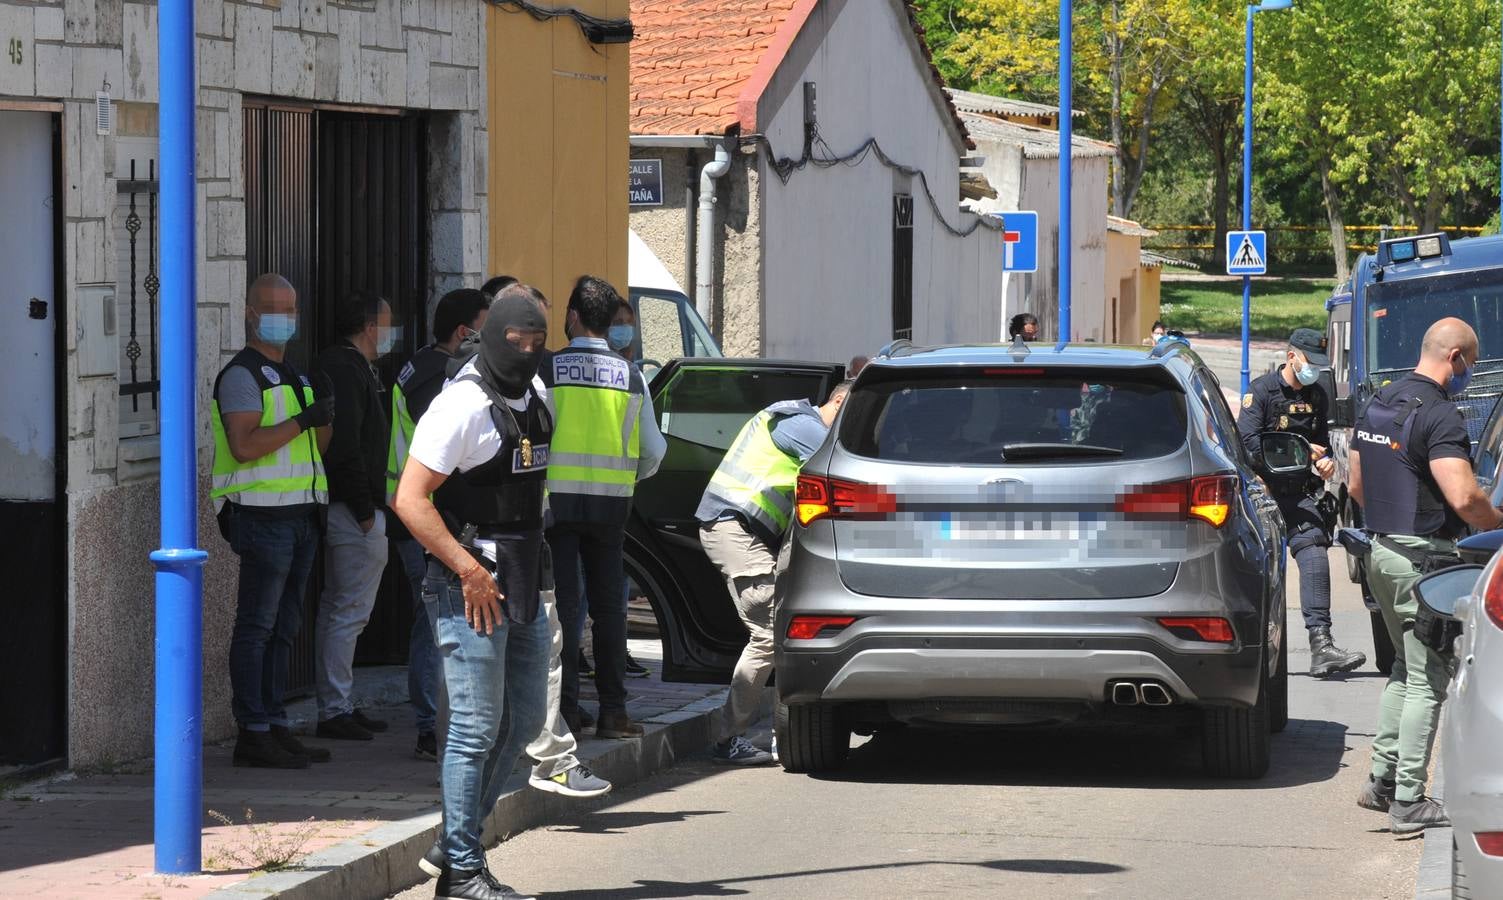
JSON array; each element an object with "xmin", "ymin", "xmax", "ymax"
[
  {"xmin": 1019, "ymin": 154, "xmax": 1108, "ymax": 342},
  {"xmin": 754, "ymin": 0, "xmax": 1002, "ymax": 361}
]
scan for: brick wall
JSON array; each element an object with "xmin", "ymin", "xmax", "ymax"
[{"xmin": 0, "ymin": 0, "xmax": 490, "ymax": 766}]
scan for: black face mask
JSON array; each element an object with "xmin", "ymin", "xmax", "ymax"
[{"xmin": 478, "ymin": 294, "xmax": 546, "ymax": 400}]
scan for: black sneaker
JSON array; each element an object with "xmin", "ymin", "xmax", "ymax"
[
  {"xmin": 415, "ymin": 731, "xmax": 438, "ymax": 761},
  {"xmin": 577, "ymin": 650, "xmax": 595, "ymax": 679},
  {"xmin": 1357, "ymin": 774, "xmax": 1396, "ymax": 813},
  {"xmin": 352, "ymin": 708, "xmax": 389, "ymax": 733},
  {"xmin": 270, "ymin": 725, "xmax": 331, "ymax": 763},
  {"xmin": 1390, "ymin": 796, "xmax": 1449, "ymax": 834},
  {"xmin": 233, "ymin": 728, "xmax": 311, "ymax": 769},
  {"xmin": 315, "ymin": 714, "xmax": 374, "ymax": 741},
  {"xmin": 624, "ymin": 652, "xmax": 651, "ymax": 679},
  {"xmin": 418, "ymin": 839, "xmax": 446, "ymax": 879},
  {"xmin": 436, "ymin": 866, "xmax": 535, "ymax": 900}
]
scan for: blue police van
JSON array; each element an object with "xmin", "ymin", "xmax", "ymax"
[{"xmin": 1325, "ymin": 232, "xmax": 1503, "ymax": 673}]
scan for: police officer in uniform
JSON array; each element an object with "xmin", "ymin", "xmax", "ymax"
[
  {"xmin": 1239, "ymin": 328, "xmax": 1366, "ymax": 676},
  {"xmin": 1351, "ymin": 317, "xmax": 1503, "ymax": 834},
  {"xmin": 696, "ymin": 382, "xmax": 852, "ymax": 765},
  {"xmin": 385, "ymin": 288, "xmax": 491, "ymax": 760},
  {"xmin": 393, "ymin": 286, "xmax": 554, "ymax": 900},
  {"xmin": 545, "ymin": 276, "xmax": 666, "ymax": 740}
]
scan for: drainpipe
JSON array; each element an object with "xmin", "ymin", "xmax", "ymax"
[{"xmin": 695, "ymin": 144, "xmax": 732, "ymax": 325}]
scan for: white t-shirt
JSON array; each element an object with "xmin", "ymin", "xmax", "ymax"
[{"xmin": 407, "ymin": 359, "xmax": 549, "ymax": 560}]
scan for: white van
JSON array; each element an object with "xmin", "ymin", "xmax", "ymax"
[{"xmin": 627, "ymin": 229, "xmax": 721, "ymax": 378}]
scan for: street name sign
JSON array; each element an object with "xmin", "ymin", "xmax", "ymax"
[
  {"xmin": 629, "ymin": 159, "xmax": 663, "ymax": 206},
  {"xmin": 1226, "ymin": 230, "xmax": 1268, "ymax": 276}
]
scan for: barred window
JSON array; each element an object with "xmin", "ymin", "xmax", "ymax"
[{"xmin": 114, "ymin": 139, "xmax": 161, "ymax": 437}]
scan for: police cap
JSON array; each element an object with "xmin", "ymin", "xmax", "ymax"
[{"xmin": 1289, "ymin": 327, "xmax": 1330, "ymax": 367}]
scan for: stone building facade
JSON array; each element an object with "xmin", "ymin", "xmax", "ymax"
[{"xmin": 0, "ymin": 0, "xmax": 489, "ymax": 768}]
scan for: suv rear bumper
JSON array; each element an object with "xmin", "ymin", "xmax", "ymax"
[{"xmin": 775, "ymin": 631, "xmax": 1262, "ymax": 708}]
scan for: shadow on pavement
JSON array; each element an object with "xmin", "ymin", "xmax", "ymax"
[
  {"xmin": 536, "ymin": 857, "xmax": 1129, "ymax": 899},
  {"xmin": 546, "ymin": 808, "xmax": 726, "ymax": 835},
  {"xmin": 805, "ymin": 717, "xmax": 1349, "ymax": 791}
]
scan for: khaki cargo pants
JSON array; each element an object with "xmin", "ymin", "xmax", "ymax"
[{"xmin": 700, "ymin": 518, "xmax": 781, "ymax": 743}]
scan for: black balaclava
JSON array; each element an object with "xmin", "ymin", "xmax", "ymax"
[{"xmin": 478, "ymin": 290, "xmax": 547, "ymax": 400}]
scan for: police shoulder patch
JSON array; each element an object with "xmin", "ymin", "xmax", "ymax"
[
  {"xmin": 1242, "ymin": 393, "xmax": 1254, "ymax": 409},
  {"xmin": 261, "ymin": 365, "xmax": 282, "ymax": 385}
]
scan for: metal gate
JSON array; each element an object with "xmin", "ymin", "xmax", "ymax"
[{"xmin": 243, "ymin": 102, "xmax": 429, "ymax": 696}]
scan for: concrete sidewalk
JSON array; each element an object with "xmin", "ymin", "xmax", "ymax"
[{"xmin": 0, "ymin": 638, "xmax": 733, "ymax": 900}]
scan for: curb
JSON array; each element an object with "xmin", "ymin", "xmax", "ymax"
[
  {"xmin": 205, "ymin": 692, "xmax": 744, "ymax": 900},
  {"xmin": 1414, "ymin": 761, "xmax": 1451, "ymax": 900}
]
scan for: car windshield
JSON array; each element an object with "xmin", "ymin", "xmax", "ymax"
[
  {"xmin": 838, "ymin": 368, "xmax": 1189, "ymax": 465},
  {"xmin": 1367, "ymin": 269, "xmax": 1503, "ymax": 373}
]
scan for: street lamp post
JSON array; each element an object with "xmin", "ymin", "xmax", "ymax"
[
  {"xmin": 151, "ymin": 0, "xmax": 206, "ymax": 875},
  {"xmin": 1241, "ymin": 0, "xmax": 1293, "ymax": 395},
  {"xmin": 1059, "ymin": 0, "xmax": 1072, "ymax": 344}
]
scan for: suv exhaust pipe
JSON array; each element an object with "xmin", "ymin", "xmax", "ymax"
[
  {"xmin": 1110, "ymin": 681, "xmax": 1141, "ymax": 705},
  {"xmin": 1139, "ymin": 681, "xmax": 1174, "ymax": 706}
]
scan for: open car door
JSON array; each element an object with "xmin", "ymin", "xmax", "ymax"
[{"xmin": 628, "ymin": 358, "xmax": 846, "ymax": 683}]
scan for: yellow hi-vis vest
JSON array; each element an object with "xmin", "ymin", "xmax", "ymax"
[
  {"xmin": 211, "ymin": 349, "xmax": 328, "ymax": 512},
  {"xmin": 545, "ymin": 345, "xmax": 643, "ymax": 524},
  {"xmin": 701, "ymin": 408, "xmax": 803, "ymax": 540},
  {"xmin": 385, "ymin": 346, "xmax": 450, "ymax": 504}
]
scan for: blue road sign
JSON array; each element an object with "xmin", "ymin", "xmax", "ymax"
[
  {"xmin": 999, "ymin": 211, "xmax": 1039, "ymax": 273},
  {"xmin": 1227, "ymin": 230, "xmax": 1268, "ymax": 275}
]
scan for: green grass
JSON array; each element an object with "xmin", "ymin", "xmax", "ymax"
[{"xmin": 1160, "ymin": 278, "xmax": 1331, "ymax": 338}]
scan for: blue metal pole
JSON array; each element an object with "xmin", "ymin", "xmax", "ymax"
[
  {"xmin": 1241, "ymin": 4, "xmax": 1255, "ymax": 395},
  {"xmin": 1059, "ymin": 0, "xmax": 1072, "ymax": 344},
  {"xmin": 151, "ymin": 0, "xmax": 206, "ymax": 875}
]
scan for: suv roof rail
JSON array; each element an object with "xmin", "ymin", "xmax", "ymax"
[
  {"xmin": 1148, "ymin": 336, "xmax": 1191, "ymax": 359},
  {"xmin": 876, "ymin": 339, "xmax": 916, "ymax": 359}
]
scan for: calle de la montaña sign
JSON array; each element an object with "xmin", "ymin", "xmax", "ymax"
[{"xmin": 630, "ymin": 159, "xmax": 663, "ymax": 207}]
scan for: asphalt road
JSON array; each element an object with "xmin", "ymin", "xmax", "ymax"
[{"xmin": 394, "ymin": 549, "xmax": 1422, "ymax": 900}]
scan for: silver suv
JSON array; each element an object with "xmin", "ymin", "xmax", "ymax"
[{"xmin": 773, "ymin": 341, "xmax": 1291, "ymax": 779}]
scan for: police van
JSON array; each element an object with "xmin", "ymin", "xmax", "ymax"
[
  {"xmin": 627, "ymin": 229, "xmax": 721, "ymax": 379},
  {"xmin": 1325, "ymin": 232, "xmax": 1503, "ymax": 672}
]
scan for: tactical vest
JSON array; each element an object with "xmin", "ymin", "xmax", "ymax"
[
  {"xmin": 210, "ymin": 348, "xmax": 328, "ymax": 512},
  {"xmin": 431, "ymin": 374, "xmax": 554, "ymax": 537},
  {"xmin": 1354, "ymin": 381, "xmax": 1464, "ymax": 538},
  {"xmin": 386, "ymin": 345, "xmax": 450, "ymax": 504},
  {"xmin": 545, "ymin": 345, "xmax": 644, "ymax": 525},
  {"xmin": 699, "ymin": 404, "xmax": 807, "ymax": 544}
]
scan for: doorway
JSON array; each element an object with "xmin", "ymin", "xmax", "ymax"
[
  {"xmin": 0, "ymin": 109, "xmax": 65, "ymax": 767},
  {"xmin": 243, "ymin": 102, "xmax": 430, "ymax": 693}
]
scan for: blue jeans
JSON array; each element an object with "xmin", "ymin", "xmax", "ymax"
[
  {"xmin": 227, "ymin": 505, "xmax": 320, "ymax": 730},
  {"xmin": 550, "ymin": 522, "xmax": 628, "ymax": 717},
  {"xmin": 397, "ymin": 538, "xmax": 440, "ymax": 734},
  {"xmin": 424, "ymin": 559, "xmax": 550, "ymax": 872}
]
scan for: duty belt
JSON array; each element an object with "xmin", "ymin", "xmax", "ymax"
[{"xmin": 1372, "ymin": 534, "xmax": 1461, "ymax": 574}]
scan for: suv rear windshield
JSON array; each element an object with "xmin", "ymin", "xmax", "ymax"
[{"xmin": 839, "ymin": 367, "xmax": 1189, "ymax": 465}]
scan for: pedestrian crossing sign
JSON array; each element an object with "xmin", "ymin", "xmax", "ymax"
[{"xmin": 1226, "ymin": 230, "xmax": 1268, "ymax": 275}]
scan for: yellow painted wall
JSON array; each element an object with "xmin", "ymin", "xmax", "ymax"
[{"xmin": 486, "ymin": 1, "xmax": 629, "ymax": 347}]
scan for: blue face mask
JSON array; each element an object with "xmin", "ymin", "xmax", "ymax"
[
  {"xmin": 608, "ymin": 324, "xmax": 636, "ymax": 352},
  {"xmin": 1295, "ymin": 364, "xmax": 1319, "ymax": 387},
  {"xmin": 377, "ymin": 326, "xmax": 401, "ymax": 357},
  {"xmin": 256, "ymin": 312, "xmax": 298, "ymax": 345},
  {"xmin": 1449, "ymin": 358, "xmax": 1473, "ymax": 396}
]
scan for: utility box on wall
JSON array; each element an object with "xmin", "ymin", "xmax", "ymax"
[{"xmin": 75, "ymin": 284, "xmax": 118, "ymax": 378}]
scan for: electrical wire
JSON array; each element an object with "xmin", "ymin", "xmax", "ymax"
[
  {"xmin": 485, "ymin": 0, "xmax": 633, "ymax": 44},
  {"xmin": 751, "ymin": 125, "xmax": 1002, "ymax": 239}
]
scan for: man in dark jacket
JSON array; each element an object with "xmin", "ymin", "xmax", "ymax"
[{"xmin": 313, "ymin": 291, "xmax": 396, "ymax": 742}]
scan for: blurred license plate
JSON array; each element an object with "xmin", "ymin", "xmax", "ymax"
[{"xmin": 940, "ymin": 516, "xmax": 1084, "ymax": 542}]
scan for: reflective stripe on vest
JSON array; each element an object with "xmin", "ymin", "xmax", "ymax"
[
  {"xmin": 546, "ymin": 349, "xmax": 643, "ymax": 506},
  {"xmin": 702, "ymin": 409, "xmax": 801, "ymax": 536},
  {"xmin": 385, "ymin": 382, "xmax": 414, "ymax": 505},
  {"xmin": 210, "ymin": 383, "xmax": 328, "ymax": 512}
]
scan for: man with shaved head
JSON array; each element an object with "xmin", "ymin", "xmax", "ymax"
[
  {"xmin": 212, "ymin": 273, "xmax": 335, "ymax": 769},
  {"xmin": 1351, "ymin": 316, "xmax": 1503, "ymax": 833}
]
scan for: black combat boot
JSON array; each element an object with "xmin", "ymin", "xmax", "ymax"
[{"xmin": 1309, "ymin": 627, "xmax": 1367, "ymax": 677}]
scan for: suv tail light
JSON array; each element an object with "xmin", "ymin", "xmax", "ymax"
[
  {"xmin": 795, "ymin": 475, "xmax": 897, "ymax": 526},
  {"xmin": 1157, "ymin": 617, "xmax": 1236, "ymax": 643},
  {"xmin": 1483, "ymin": 562, "xmax": 1503, "ymax": 630},
  {"xmin": 1117, "ymin": 475, "xmax": 1236, "ymax": 528},
  {"xmin": 786, "ymin": 615, "xmax": 857, "ymax": 640},
  {"xmin": 1476, "ymin": 832, "xmax": 1503, "ymax": 857}
]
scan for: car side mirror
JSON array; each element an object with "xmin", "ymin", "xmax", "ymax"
[
  {"xmin": 1258, "ymin": 431, "xmax": 1313, "ymax": 478},
  {"xmin": 1412, "ymin": 564, "xmax": 1484, "ymax": 620},
  {"xmin": 1458, "ymin": 528, "xmax": 1503, "ymax": 565}
]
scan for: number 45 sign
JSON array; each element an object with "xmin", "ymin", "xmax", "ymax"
[{"xmin": 7, "ymin": 38, "xmax": 22, "ymax": 66}]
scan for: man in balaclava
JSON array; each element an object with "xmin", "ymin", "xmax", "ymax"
[{"xmin": 393, "ymin": 285, "xmax": 556, "ymax": 900}]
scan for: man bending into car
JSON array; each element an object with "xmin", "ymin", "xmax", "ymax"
[{"xmin": 694, "ymin": 381, "xmax": 853, "ymax": 765}]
